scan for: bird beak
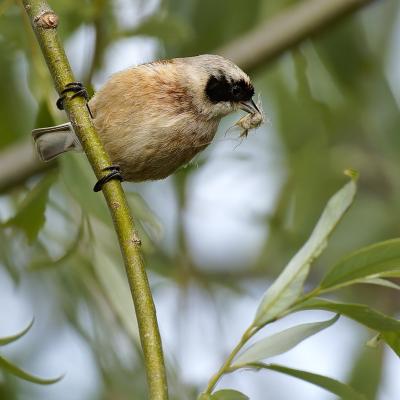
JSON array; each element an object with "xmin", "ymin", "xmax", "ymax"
[{"xmin": 239, "ymin": 98, "xmax": 260, "ymax": 114}]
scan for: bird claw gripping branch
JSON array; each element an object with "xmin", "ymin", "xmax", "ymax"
[
  {"xmin": 93, "ymin": 165, "xmax": 124, "ymax": 192},
  {"xmin": 56, "ymin": 82, "xmax": 94, "ymax": 118}
]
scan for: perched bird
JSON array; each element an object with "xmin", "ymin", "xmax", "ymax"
[{"xmin": 32, "ymin": 54, "xmax": 262, "ymax": 190}]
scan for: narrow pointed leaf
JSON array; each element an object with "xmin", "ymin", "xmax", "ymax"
[
  {"xmin": 356, "ymin": 278, "xmax": 400, "ymax": 291},
  {"xmin": 233, "ymin": 315, "xmax": 339, "ymax": 366},
  {"xmin": 0, "ymin": 355, "xmax": 63, "ymax": 385},
  {"xmin": 3, "ymin": 173, "xmax": 56, "ymax": 243},
  {"xmin": 293, "ymin": 298, "xmax": 400, "ymax": 332},
  {"xmin": 247, "ymin": 363, "xmax": 365, "ymax": 400},
  {"xmin": 0, "ymin": 319, "xmax": 34, "ymax": 346},
  {"xmin": 320, "ymin": 239, "xmax": 400, "ymax": 290},
  {"xmin": 254, "ymin": 178, "xmax": 356, "ymax": 326},
  {"xmin": 210, "ymin": 389, "xmax": 249, "ymax": 400},
  {"xmin": 293, "ymin": 298, "xmax": 400, "ymax": 355}
]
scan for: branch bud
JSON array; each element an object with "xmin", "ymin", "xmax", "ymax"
[{"xmin": 34, "ymin": 11, "xmax": 58, "ymax": 29}]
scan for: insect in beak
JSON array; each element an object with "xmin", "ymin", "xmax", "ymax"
[{"xmin": 239, "ymin": 98, "xmax": 260, "ymax": 114}]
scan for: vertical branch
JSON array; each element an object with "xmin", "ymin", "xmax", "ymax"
[{"xmin": 21, "ymin": 1, "xmax": 168, "ymax": 399}]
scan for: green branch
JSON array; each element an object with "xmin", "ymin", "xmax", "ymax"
[
  {"xmin": 201, "ymin": 326, "xmax": 258, "ymax": 395},
  {"xmin": 218, "ymin": 0, "xmax": 375, "ymax": 73},
  {"xmin": 21, "ymin": 1, "xmax": 168, "ymax": 398}
]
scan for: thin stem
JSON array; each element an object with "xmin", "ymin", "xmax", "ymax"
[
  {"xmin": 202, "ymin": 325, "xmax": 260, "ymax": 395},
  {"xmin": 21, "ymin": 1, "xmax": 168, "ymax": 399},
  {"xmin": 202, "ymin": 285, "xmax": 326, "ymax": 394},
  {"xmin": 289, "ymin": 282, "xmax": 356, "ymax": 313},
  {"xmin": 291, "ymin": 287, "xmax": 321, "ymax": 308}
]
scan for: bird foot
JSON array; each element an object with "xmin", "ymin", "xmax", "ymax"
[
  {"xmin": 56, "ymin": 82, "xmax": 93, "ymax": 118},
  {"xmin": 93, "ymin": 165, "xmax": 124, "ymax": 192}
]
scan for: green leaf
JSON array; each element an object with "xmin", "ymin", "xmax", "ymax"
[
  {"xmin": 233, "ymin": 315, "xmax": 339, "ymax": 366},
  {"xmin": 356, "ymin": 277, "xmax": 400, "ymax": 291},
  {"xmin": 0, "ymin": 355, "xmax": 63, "ymax": 385},
  {"xmin": 254, "ymin": 178, "xmax": 356, "ymax": 326},
  {"xmin": 4, "ymin": 172, "xmax": 56, "ymax": 243},
  {"xmin": 0, "ymin": 319, "xmax": 34, "ymax": 346},
  {"xmin": 364, "ymin": 331, "xmax": 400, "ymax": 357},
  {"xmin": 249, "ymin": 363, "xmax": 366, "ymax": 400},
  {"xmin": 294, "ymin": 298, "xmax": 400, "ymax": 332},
  {"xmin": 381, "ymin": 332, "xmax": 400, "ymax": 357},
  {"xmin": 319, "ymin": 239, "xmax": 400, "ymax": 290},
  {"xmin": 210, "ymin": 389, "xmax": 249, "ymax": 400}
]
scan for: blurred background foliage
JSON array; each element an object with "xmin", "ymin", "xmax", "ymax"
[{"xmin": 0, "ymin": 0, "xmax": 399, "ymax": 399}]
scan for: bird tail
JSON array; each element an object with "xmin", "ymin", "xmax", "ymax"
[{"xmin": 32, "ymin": 122, "xmax": 83, "ymax": 161}]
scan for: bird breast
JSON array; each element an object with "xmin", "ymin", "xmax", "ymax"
[{"xmin": 89, "ymin": 67, "xmax": 220, "ymax": 182}]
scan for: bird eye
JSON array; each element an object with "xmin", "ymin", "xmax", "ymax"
[{"xmin": 231, "ymin": 84, "xmax": 241, "ymax": 99}]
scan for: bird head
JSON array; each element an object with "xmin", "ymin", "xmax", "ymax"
[{"xmin": 177, "ymin": 54, "xmax": 259, "ymax": 119}]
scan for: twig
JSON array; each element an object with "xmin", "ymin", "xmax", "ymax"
[
  {"xmin": 201, "ymin": 326, "xmax": 256, "ymax": 395},
  {"xmin": 21, "ymin": 1, "xmax": 168, "ymax": 399},
  {"xmin": 218, "ymin": 0, "xmax": 375, "ymax": 73}
]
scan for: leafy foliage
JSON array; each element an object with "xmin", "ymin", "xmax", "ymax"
[
  {"xmin": 295, "ymin": 299, "xmax": 400, "ymax": 333},
  {"xmin": 202, "ymin": 179, "xmax": 399, "ymax": 398},
  {"xmin": 319, "ymin": 239, "xmax": 400, "ymax": 290}
]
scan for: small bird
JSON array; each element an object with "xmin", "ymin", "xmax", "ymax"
[{"xmin": 32, "ymin": 54, "xmax": 262, "ymax": 190}]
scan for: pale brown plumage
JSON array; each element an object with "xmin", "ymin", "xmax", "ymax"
[
  {"xmin": 89, "ymin": 59, "xmax": 219, "ymax": 181},
  {"xmin": 32, "ymin": 55, "xmax": 261, "ymax": 183}
]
